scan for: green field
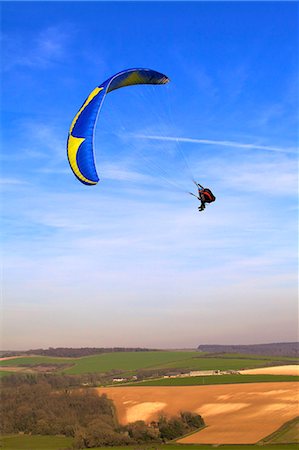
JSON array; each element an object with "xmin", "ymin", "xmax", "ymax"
[
  {"xmin": 0, "ymin": 356, "xmax": 73, "ymax": 367},
  {"xmin": 0, "ymin": 352, "xmax": 199, "ymax": 372},
  {"xmin": 0, "ymin": 434, "xmax": 73, "ymax": 449},
  {"xmin": 200, "ymin": 353, "xmax": 299, "ymax": 362},
  {"xmin": 0, "ymin": 370, "xmax": 15, "ymax": 378},
  {"xmin": 64, "ymin": 351, "xmax": 201, "ymax": 374},
  {"xmin": 153, "ymin": 357, "xmax": 298, "ymax": 372},
  {"xmin": 65, "ymin": 351, "xmax": 281, "ymax": 375},
  {"xmin": 1, "ymin": 351, "xmax": 297, "ymax": 377},
  {"xmin": 124, "ymin": 374, "xmax": 299, "ymax": 386},
  {"xmin": 261, "ymin": 417, "xmax": 299, "ymax": 444},
  {"xmin": 1, "ymin": 435, "xmax": 299, "ymax": 450}
]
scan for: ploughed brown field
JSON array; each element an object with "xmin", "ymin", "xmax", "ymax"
[{"xmin": 99, "ymin": 382, "xmax": 299, "ymax": 444}]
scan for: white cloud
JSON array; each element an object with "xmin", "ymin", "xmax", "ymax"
[{"xmin": 133, "ymin": 134, "xmax": 297, "ymax": 154}]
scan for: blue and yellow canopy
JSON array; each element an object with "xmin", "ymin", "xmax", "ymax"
[{"xmin": 67, "ymin": 68, "xmax": 170, "ymax": 185}]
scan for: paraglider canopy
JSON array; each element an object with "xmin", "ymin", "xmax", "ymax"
[{"xmin": 67, "ymin": 68, "xmax": 170, "ymax": 186}]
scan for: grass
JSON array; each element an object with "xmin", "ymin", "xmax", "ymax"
[
  {"xmin": 260, "ymin": 416, "xmax": 299, "ymax": 444},
  {"xmin": 0, "ymin": 370, "xmax": 15, "ymax": 378},
  {"xmin": 0, "ymin": 434, "xmax": 73, "ymax": 449},
  {"xmin": 123, "ymin": 374, "xmax": 299, "ymax": 386},
  {"xmin": 1, "ymin": 436, "xmax": 298, "ymax": 450}
]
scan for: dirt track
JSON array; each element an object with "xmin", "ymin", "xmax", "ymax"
[
  {"xmin": 0, "ymin": 356, "xmax": 25, "ymax": 362},
  {"xmin": 99, "ymin": 382, "xmax": 299, "ymax": 444}
]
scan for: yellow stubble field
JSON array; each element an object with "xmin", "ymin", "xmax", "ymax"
[{"xmin": 99, "ymin": 382, "xmax": 299, "ymax": 444}]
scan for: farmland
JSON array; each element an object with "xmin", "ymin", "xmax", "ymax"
[
  {"xmin": 99, "ymin": 382, "xmax": 298, "ymax": 444},
  {"xmin": 126, "ymin": 374, "xmax": 299, "ymax": 386},
  {"xmin": 65, "ymin": 351, "xmax": 201, "ymax": 374},
  {"xmin": 0, "ymin": 356, "xmax": 73, "ymax": 367},
  {"xmin": 0, "ymin": 350, "xmax": 298, "ymax": 378},
  {"xmin": 64, "ymin": 354, "xmax": 298, "ymax": 376},
  {"xmin": 1, "ymin": 351, "xmax": 298, "ymax": 448},
  {"xmin": 261, "ymin": 417, "xmax": 299, "ymax": 444}
]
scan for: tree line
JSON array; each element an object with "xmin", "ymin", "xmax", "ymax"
[
  {"xmin": 2, "ymin": 347, "xmax": 159, "ymax": 358},
  {"xmin": 1, "ymin": 374, "xmax": 205, "ymax": 448},
  {"xmin": 197, "ymin": 342, "xmax": 299, "ymax": 357}
]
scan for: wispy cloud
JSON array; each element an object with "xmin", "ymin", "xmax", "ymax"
[
  {"xmin": 2, "ymin": 120, "xmax": 67, "ymax": 179},
  {"xmin": 102, "ymin": 164, "xmax": 154, "ymax": 184},
  {"xmin": 0, "ymin": 178, "xmax": 28, "ymax": 186},
  {"xmin": 210, "ymin": 159, "xmax": 298, "ymax": 196},
  {"xmin": 2, "ymin": 25, "xmax": 72, "ymax": 71},
  {"xmin": 133, "ymin": 134, "xmax": 297, "ymax": 154},
  {"xmin": 3, "ymin": 178, "xmax": 297, "ymax": 348}
]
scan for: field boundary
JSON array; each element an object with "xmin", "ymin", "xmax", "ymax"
[
  {"xmin": 120, "ymin": 374, "xmax": 299, "ymax": 387},
  {"xmin": 259, "ymin": 416, "xmax": 299, "ymax": 444}
]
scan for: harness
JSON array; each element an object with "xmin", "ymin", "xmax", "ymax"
[
  {"xmin": 202, "ymin": 190, "xmax": 213, "ymax": 201},
  {"xmin": 199, "ymin": 188, "xmax": 215, "ymax": 203},
  {"xmin": 189, "ymin": 183, "xmax": 216, "ymax": 205}
]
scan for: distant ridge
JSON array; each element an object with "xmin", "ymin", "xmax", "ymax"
[
  {"xmin": 1, "ymin": 347, "xmax": 159, "ymax": 358},
  {"xmin": 197, "ymin": 342, "xmax": 299, "ymax": 357}
]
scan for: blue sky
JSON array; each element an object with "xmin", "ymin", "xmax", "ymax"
[{"xmin": 1, "ymin": 1, "xmax": 298, "ymax": 350}]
